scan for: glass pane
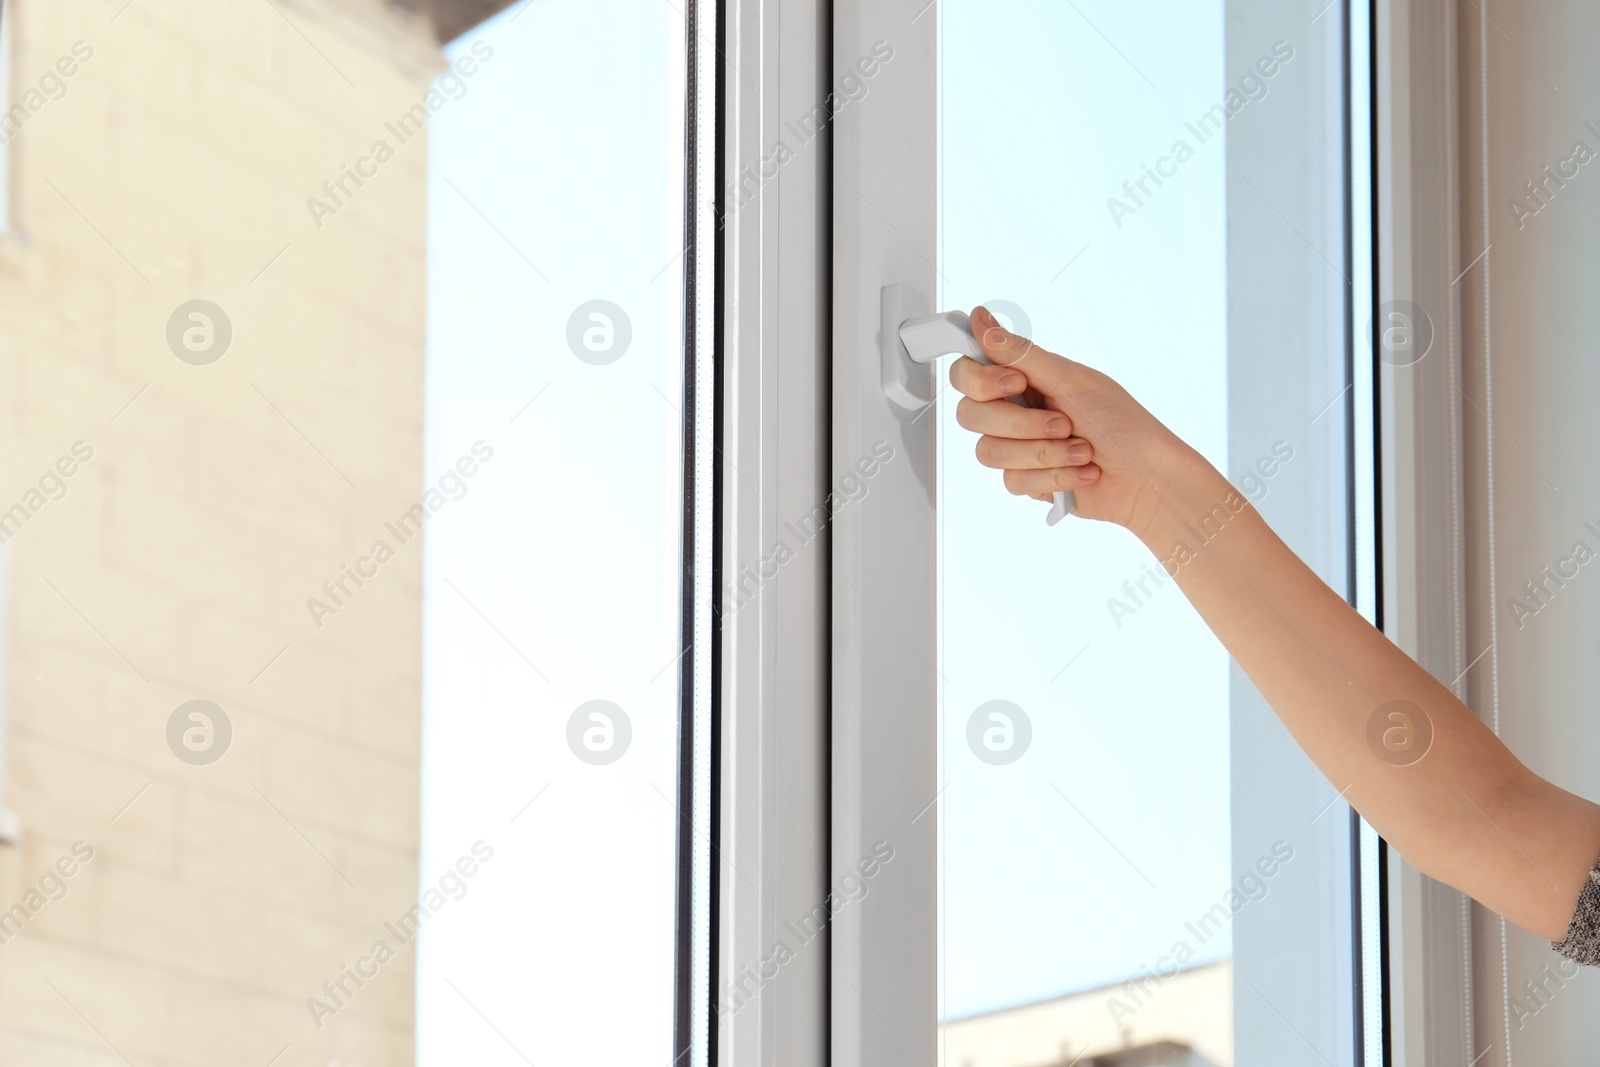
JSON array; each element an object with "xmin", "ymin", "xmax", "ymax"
[
  {"xmin": 0, "ymin": 2, "xmax": 684, "ymax": 1064},
  {"xmin": 936, "ymin": 3, "xmax": 1354, "ymax": 1065},
  {"xmin": 420, "ymin": 6, "xmax": 688, "ymax": 1064}
]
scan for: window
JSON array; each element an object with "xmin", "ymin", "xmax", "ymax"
[
  {"xmin": 11, "ymin": 0, "xmax": 1578, "ymax": 1062},
  {"xmin": 418, "ymin": 5, "xmax": 710, "ymax": 1063},
  {"xmin": 833, "ymin": 1, "xmax": 1378, "ymax": 1063}
]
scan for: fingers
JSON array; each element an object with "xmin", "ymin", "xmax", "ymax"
[
  {"xmin": 975, "ymin": 435, "xmax": 1093, "ymax": 471},
  {"xmin": 949, "ymin": 354, "xmax": 1028, "ymax": 402},
  {"xmin": 967, "ymin": 305, "xmax": 1083, "ymax": 399},
  {"xmin": 1003, "ymin": 464, "xmax": 1102, "ymax": 496},
  {"xmin": 956, "ymin": 396, "xmax": 1072, "ymax": 440},
  {"xmin": 970, "ymin": 305, "xmax": 1039, "ymax": 368}
]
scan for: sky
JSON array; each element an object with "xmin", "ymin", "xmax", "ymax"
[
  {"xmin": 414, "ymin": 0, "xmax": 1233, "ymax": 1057},
  {"xmin": 936, "ymin": 0, "xmax": 1232, "ymax": 1020},
  {"xmin": 417, "ymin": 2, "xmax": 684, "ymax": 1063}
]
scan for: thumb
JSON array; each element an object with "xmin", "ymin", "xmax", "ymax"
[{"xmin": 970, "ymin": 305, "xmax": 1080, "ymax": 399}]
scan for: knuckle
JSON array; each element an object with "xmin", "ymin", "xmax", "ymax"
[
  {"xmin": 951, "ymin": 358, "xmax": 996, "ymax": 399},
  {"xmin": 1033, "ymin": 440, "xmax": 1057, "ymax": 467},
  {"xmin": 955, "ymin": 398, "xmax": 977, "ymax": 430},
  {"xmin": 1002, "ymin": 468, "xmax": 1027, "ymax": 495},
  {"xmin": 974, "ymin": 436, "xmax": 998, "ymax": 467}
]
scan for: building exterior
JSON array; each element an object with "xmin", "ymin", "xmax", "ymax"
[
  {"xmin": 940, "ymin": 959, "xmax": 1232, "ymax": 1067},
  {"xmin": 0, "ymin": 0, "xmax": 501, "ymax": 1062}
]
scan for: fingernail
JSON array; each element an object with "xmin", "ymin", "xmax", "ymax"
[
  {"xmin": 1068, "ymin": 442, "xmax": 1092, "ymax": 463},
  {"xmin": 999, "ymin": 371, "xmax": 1025, "ymax": 392},
  {"xmin": 1045, "ymin": 418, "xmax": 1070, "ymax": 438}
]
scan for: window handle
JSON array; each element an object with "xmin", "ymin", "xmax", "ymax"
[{"xmin": 894, "ymin": 304, "xmax": 1076, "ymax": 525}]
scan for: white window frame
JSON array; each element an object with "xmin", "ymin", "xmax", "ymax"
[
  {"xmin": 830, "ymin": 1, "xmax": 937, "ymax": 1062},
  {"xmin": 826, "ymin": 2, "xmax": 1393, "ymax": 1065},
  {"xmin": 715, "ymin": 1, "xmax": 833, "ymax": 1064},
  {"xmin": 1374, "ymin": 0, "xmax": 1474, "ymax": 1063}
]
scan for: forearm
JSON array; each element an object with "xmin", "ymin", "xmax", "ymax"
[{"xmin": 1136, "ymin": 455, "xmax": 1600, "ymax": 940}]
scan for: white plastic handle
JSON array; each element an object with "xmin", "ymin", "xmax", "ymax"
[{"xmin": 897, "ymin": 310, "xmax": 1075, "ymax": 525}]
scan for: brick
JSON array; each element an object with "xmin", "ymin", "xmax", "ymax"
[
  {"xmin": 259, "ymin": 721, "xmax": 419, "ymax": 847},
  {"xmin": 0, "ymin": 2, "xmax": 433, "ymax": 1060}
]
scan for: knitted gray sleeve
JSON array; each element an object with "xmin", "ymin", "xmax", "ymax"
[{"xmin": 1552, "ymin": 862, "xmax": 1600, "ymax": 966}]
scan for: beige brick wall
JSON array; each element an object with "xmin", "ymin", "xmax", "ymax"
[{"xmin": 0, "ymin": 0, "xmax": 442, "ymax": 1062}]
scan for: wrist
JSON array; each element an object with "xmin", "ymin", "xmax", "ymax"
[{"xmin": 1128, "ymin": 449, "xmax": 1241, "ymax": 552}]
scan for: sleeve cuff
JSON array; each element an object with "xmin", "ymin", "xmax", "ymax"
[{"xmin": 1552, "ymin": 860, "xmax": 1600, "ymax": 966}]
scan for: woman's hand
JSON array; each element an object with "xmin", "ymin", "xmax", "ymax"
[{"xmin": 950, "ymin": 305, "xmax": 1210, "ymax": 537}]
